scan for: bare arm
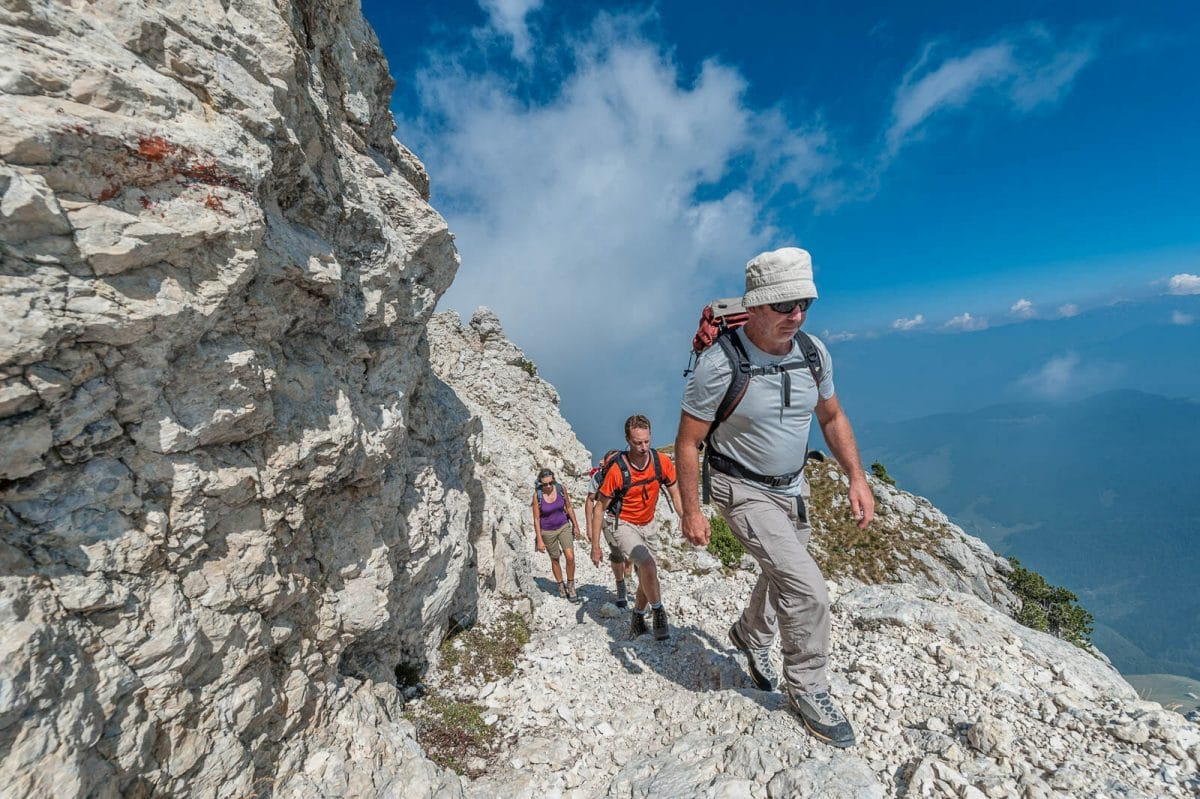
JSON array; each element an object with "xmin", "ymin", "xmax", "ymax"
[
  {"xmin": 815, "ymin": 394, "xmax": 874, "ymax": 529},
  {"xmin": 532, "ymin": 495, "xmax": 546, "ymax": 551},
  {"xmin": 562, "ymin": 487, "xmax": 584, "ymax": 539},
  {"xmin": 675, "ymin": 410, "xmax": 713, "ymax": 546},
  {"xmin": 666, "ymin": 481, "xmax": 685, "ymax": 518},
  {"xmin": 585, "ymin": 492, "xmax": 597, "ymax": 536},
  {"xmin": 589, "ymin": 494, "xmax": 613, "ymax": 566}
]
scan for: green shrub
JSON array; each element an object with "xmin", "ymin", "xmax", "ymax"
[
  {"xmin": 870, "ymin": 462, "xmax": 896, "ymax": 486},
  {"xmin": 707, "ymin": 514, "xmax": 745, "ymax": 568},
  {"xmin": 1006, "ymin": 557, "xmax": 1094, "ymax": 648},
  {"xmin": 517, "ymin": 357, "xmax": 537, "ymax": 377},
  {"xmin": 405, "ymin": 695, "xmax": 495, "ymax": 776},
  {"xmin": 438, "ymin": 611, "xmax": 531, "ymax": 685}
]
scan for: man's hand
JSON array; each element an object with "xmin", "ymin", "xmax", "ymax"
[
  {"xmin": 848, "ymin": 479, "xmax": 875, "ymax": 529},
  {"xmin": 681, "ymin": 510, "xmax": 711, "ymax": 546},
  {"xmin": 536, "ymin": 537, "xmax": 546, "ymax": 553},
  {"xmin": 590, "ymin": 542, "xmax": 602, "ymax": 567}
]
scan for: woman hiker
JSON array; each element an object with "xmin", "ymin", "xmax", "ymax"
[{"xmin": 532, "ymin": 468, "xmax": 584, "ymax": 601}]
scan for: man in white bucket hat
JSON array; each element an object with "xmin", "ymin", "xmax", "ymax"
[{"xmin": 674, "ymin": 247, "xmax": 874, "ymax": 749}]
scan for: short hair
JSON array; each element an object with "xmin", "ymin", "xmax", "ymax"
[
  {"xmin": 623, "ymin": 414, "xmax": 651, "ymax": 440},
  {"xmin": 537, "ymin": 468, "xmax": 554, "ymax": 481}
]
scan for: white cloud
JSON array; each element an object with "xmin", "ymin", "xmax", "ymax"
[
  {"xmin": 822, "ymin": 329, "xmax": 857, "ymax": 343},
  {"xmin": 886, "ymin": 26, "xmax": 1099, "ymax": 155},
  {"xmin": 1166, "ymin": 273, "xmax": 1200, "ymax": 295},
  {"xmin": 479, "ymin": 0, "xmax": 544, "ymax": 63},
  {"xmin": 1057, "ymin": 303, "xmax": 1080, "ymax": 318},
  {"xmin": 1172, "ymin": 310, "xmax": 1195, "ymax": 325},
  {"xmin": 891, "ymin": 314, "xmax": 925, "ymax": 331},
  {"xmin": 1010, "ymin": 298, "xmax": 1035, "ymax": 318},
  {"xmin": 1016, "ymin": 351, "xmax": 1115, "ymax": 399},
  {"xmin": 1019, "ymin": 352, "xmax": 1079, "ymax": 398},
  {"xmin": 404, "ymin": 12, "xmax": 835, "ymax": 451},
  {"xmin": 943, "ymin": 312, "xmax": 989, "ymax": 332}
]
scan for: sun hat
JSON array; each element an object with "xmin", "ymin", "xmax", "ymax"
[{"xmin": 743, "ymin": 247, "xmax": 818, "ymax": 307}]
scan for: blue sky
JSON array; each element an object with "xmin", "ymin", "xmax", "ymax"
[{"xmin": 362, "ymin": 0, "xmax": 1200, "ymax": 456}]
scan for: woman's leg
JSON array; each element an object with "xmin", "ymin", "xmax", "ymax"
[
  {"xmin": 564, "ymin": 548, "xmax": 576, "ymax": 582},
  {"xmin": 548, "ymin": 555, "xmax": 564, "ymax": 584}
]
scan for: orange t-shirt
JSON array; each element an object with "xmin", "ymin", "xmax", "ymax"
[{"xmin": 599, "ymin": 452, "xmax": 677, "ymax": 525}]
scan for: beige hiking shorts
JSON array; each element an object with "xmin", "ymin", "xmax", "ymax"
[
  {"xmin": 540, "ymin": 523, "xmax": 574, "ymax": 559},
  {"xmin": 612, "ymin": 520, "xmax": 655, "ymax": 566},
  {"xmin": 600, "ymin": 516, "xmax": 628, "ymax": 563}
]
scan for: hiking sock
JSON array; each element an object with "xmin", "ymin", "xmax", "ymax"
[{"xmin": 650, "ymin": 602, "xmax": 663, "ymax": 610}]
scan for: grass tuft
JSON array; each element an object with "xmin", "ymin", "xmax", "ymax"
[
  {"xmin": 405, "ymin": 695, "xmax": 496, "ymax": 777},
  {"xmin": 438, "ymin": 611, "xmax": 531, "ymax": 686}
]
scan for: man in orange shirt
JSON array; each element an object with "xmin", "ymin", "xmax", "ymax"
[{"xmin": 590, "ymin": 414, "xmax": 684, "ymax": 640}]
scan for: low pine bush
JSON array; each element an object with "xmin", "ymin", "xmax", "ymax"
[
  {"xmin": 707, "ymin": 514, "xmax": 745, "ymax": 568},
  {"xmin": 1006, "ymin": 557, "xmax": 1094, "ymax": 648}
]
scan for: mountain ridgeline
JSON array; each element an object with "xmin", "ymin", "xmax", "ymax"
[{"xmin": 859, "ymin": 389, "xmax": 1200, "ymax": 680}]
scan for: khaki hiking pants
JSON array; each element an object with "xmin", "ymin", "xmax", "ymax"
[{"xmin": 710, "ymin": 470, "xmax": 831, "ymax": 694}]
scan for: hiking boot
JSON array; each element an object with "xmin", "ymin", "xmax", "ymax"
[
  {"xmin": 615, "ymin": 579, "xmax": 628, "ymax": 609},
  {"xmin": 628, "ymin": 610, "xmax": 648, "ymax": 638},
  {"xmin": 557, "ymin": 581, "xmax": 568, "ymax": 599},
  {"xmin": 728, "ymin": 624, "xmax": 777, "ymax": 691},
  {"xmin": 652, "ymin": 605, "xmax": 670, "ymax": 640},
  {"xmin": 788, "ymin": 689, "xmax": 856, "ymax": 749},
  {"xmin": 566, "ymin": 580, "xmax": 579, "ymax": 602}
]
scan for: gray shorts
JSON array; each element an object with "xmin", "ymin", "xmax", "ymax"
[{"xmin": 612, "ymin": 520, "xmax": 656, "ymax": 566}]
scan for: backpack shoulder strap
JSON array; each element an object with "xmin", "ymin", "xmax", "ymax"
[
  {"xmin": 598, "ymin": 454, "xmax": 630, "ymax": 494},
  {"xmin": 599, "ymin": 453, "xmax": 634, "ymax": 517},
  {"xmin": 651, "ymin": 450, "xmax": 664, "ymax": 483},
  {"xmin": 713, "ymin": 329, "xmax": 753, "ymax": 425},
  {"xmin": 793, "ymin": 331, "xmax": 824, "ymax": 388}
]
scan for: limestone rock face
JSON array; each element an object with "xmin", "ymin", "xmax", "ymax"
[
  {"xmin": 0, "ymin": 1, "xmax": 473, "ymax": 795},
  {"xmin": 427, "ymin": 309, "xmax": 592, "ymax": 608}
]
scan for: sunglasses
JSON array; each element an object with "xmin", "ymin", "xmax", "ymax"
[
  {"xmin": 539, "ymin": 480, "xmax": 554, "ymax": 488},
  {"xmin": 768, "ymin": 298, "xmax": 813, "ymax": 314}
]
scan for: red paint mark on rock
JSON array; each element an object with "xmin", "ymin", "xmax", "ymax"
[
  {"xmin": 182, "ymin": 161, "xmax": 249, "ymax": 193},
  {"xmin": 99, "ymin": 184, "xmax": 121, "ymax": 201},
  {"xmin": 137, "ymin": 136, "xmax": 175, "ymax": 161},
  {"xmin": 139, "ymin": 196, "xmax": 152, "ymax": 209},
  {"xmin": 204, "ymin": 193, "xmax": 226, "ymax": 213}
]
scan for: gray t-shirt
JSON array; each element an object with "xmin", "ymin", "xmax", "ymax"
[{"xmin": 681, "ymin": 328, "xmax": 834, "ymax": 496}]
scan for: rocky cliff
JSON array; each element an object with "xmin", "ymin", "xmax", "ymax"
[
  {"xmin": 0, "ymin": 1, "xmax": 485, "ymax": 795},
  {"xmin": 2, "ymin": 2, "xmax": 1197, "ymax": 798}
]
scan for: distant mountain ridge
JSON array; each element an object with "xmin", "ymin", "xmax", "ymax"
[
  {"xmin": 859, "ymin": 389, "xmax": 1200, "ymax": 679},
  {"xmin": 829, "ymin": 294, "xmax": 1200, "ymax": 431}
]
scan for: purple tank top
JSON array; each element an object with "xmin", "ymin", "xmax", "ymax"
[{"xmin": 537, "ymin": 487, "xmax": 570, "ymax": 530}]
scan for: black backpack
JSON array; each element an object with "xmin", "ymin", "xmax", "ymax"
[
  {"xmin": 597, "ymin": 451, "xmax": 673, "ymax": 518},
  {"xmin": 708, "ymin": 327, "xmax": 824, "ymax": 437},
  {"xmin": 685, "ymin": 297, "xmax": 824, "ymax": 431},
  {"xmin": 696, "ymin": 323, "xmax": 825, "ymax": 502}
]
